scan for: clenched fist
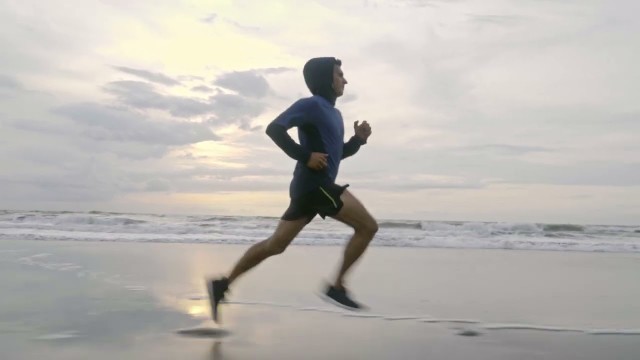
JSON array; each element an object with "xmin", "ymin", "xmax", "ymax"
[
  {"xmin": 307, "ymin": 152, "xmax": 328, "ymax": 171},
  {"xmin": 354, "ymin": 120, "xmax": 372, "ymax": 142}
]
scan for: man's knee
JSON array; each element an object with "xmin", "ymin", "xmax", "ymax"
[
  {"xmin": 265, "ymin": 236, "xmax": 290, "ymax": 255},
  {"xmin": 356, "ymin": 218, "xmax": 378, "ymax": 238}
]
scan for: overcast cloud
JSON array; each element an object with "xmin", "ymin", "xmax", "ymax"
[{"xmin": 0, "ymin": 0, "xmax": 638, "ymax": 224}]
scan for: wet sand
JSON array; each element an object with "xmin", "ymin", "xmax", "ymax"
[{"xmin": 1, "ymin": 240, "xmax": 639, "ymax": 359}]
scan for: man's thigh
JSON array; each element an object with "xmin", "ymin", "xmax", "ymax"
[
  {"xmin": 330, "ymin": 190, "xmax": 376, "ymax": 229},
  {"xmin": 268, "ymin": 217, "xmax": 309, "ymax": 247}
]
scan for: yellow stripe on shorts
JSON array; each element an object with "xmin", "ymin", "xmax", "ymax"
[{"xmin": 319, "ymin": 186, "xmax": 338, "ymax": 208}]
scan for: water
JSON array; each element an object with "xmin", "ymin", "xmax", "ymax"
[{"xmin": 0, "ymin": 210, "xmax": 638, "ymax": 253}]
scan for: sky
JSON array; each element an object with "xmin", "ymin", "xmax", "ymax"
[{"xmin": 1, "ymin": 0, "xmax": 638, "ymax": 225}]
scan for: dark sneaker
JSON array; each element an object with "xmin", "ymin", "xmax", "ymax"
[
  {"xmin": 324, "ymin": 285, "xmax": 362, "ymax": 310},
  {"xmin": 207, "ymin": 277, "xmax": 229, "ymax": 323}
]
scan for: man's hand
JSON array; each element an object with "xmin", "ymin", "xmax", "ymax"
[
  {"xmin": 307, "ymin": 152, "xmax": 328, "ymax": 170},
  {"xmin": 354, "ymin": 120, "xmax": 372, "ymax": 142}
]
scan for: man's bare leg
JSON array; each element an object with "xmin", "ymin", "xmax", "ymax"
[
  {"xmin": 227, "ymin": 217, "xmax": 309, "ymax": 285},
  {"xmin": 208, "ymin": 217, "xmax": 308, "ymax": 323},
  {"xmin": 330, "ymin": 190, "xmax": 378, "ymax": 289}
]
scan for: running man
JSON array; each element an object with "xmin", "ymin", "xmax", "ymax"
[{"xmin": 207, "ymin": 57, "xmax": 376, "ymax": 322}]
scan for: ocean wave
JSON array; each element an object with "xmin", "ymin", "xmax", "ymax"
[
  {"xmin": 379, "ymin": 221, "xmax": 422, "ymax": 230},
  {"xmin": 192, "ymin": 216, "xmax": 244, "ymax": 222},
  {"xmin": 543, "ymin": 224, "xmax": 585, "ymax": 232},
  {"xmin": 1, "ymin": 210, "xmax": 638, "ymax": 253},
  {"xmin": 54, "ymin": 215, "xmax": 148, "ymax": 226}
]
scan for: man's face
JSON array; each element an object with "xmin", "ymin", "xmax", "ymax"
[{"xmin": 332, "ymin": 65, "xmax": 347, "ymax": 97}]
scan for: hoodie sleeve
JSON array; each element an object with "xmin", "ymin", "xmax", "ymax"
[
  {"xmin": 342, "ymin": 135, "xmax": 366, "ymax": 159},
  {"xmin": 265, "ymin": 100, "xmax": 315, "ymax": 163},
  {"xmin": 265, "ymin": 123, "xmax": 311, "ymax": 163}
]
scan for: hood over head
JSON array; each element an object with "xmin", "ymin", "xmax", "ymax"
[{"xmin": 303, "ymin": 57, "xmax": 341, "ymax": 106}]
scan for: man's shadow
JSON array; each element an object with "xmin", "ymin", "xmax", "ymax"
[{"xmin": 175, "ymin": 327, "xmax": 230, "ymax": 359}]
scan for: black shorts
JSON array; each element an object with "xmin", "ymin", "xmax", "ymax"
[{"xmin": 282, "ymin": 183, "xmax": 349, "ymax": 222}]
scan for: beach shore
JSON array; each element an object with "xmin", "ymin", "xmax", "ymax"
[{"xmin": 1, "ymin": 239, "xmax": 639, "ymax": 359}]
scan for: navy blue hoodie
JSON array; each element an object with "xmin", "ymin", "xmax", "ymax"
[{"xmin": 266, "ymin": 57, "xmax": 365, "ymax": 199}]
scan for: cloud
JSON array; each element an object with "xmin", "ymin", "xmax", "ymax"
[
  {"xmin": 363, "ymin": 0, "xmax": 449, "ymax": 8},
  {"xmin": 191, "ymin": 85, "xmax": 215, "ymax": 93},
  {"xmin": 261, "ymin": 67, "xmax": 296, "ymax": 75},
  {"xmin": 87, "ymin": 163, "xmax": 293, "ymax": 194},
  {"xmin": 418, "ymin": 150, "xmax": 640, "ymax": 187},
  {"xmin": 207, "ymin": 93, "xmax": 266, "ymax": 128},
  {"xmin": 509, "ymin": 162, "xmax": 640, "ymax": 187},
  {"xmin": 355, "ymin": 173, "xmax": 486, "ymax": 191},
  {"xmin": 53, "ymin": 102, "xmax": 219, "ymax": 145},
  {"xmin": 396, "ymin": 0, "xmax": 441, "ymax": 7},
  {"xmin": 0, "ymin": 128, "xmax": 137, "ymax": 203},
  {"xmin": 340, "ymin": 93, "xmax": 358, "ymax": 103},
  {"xmin": 0, "ymin": 75, "xmax": 21, "ymax": 90},
  {"xmin": 7, "ymin": 116, "xmax": 73, "ymax": 136},
  {"xmin": 103, "ymin": 81, "xmax": 215, "ymax": 117},
  {"xmin": 224, "ymin": 19, "xmax": 262, "ymax": 32},
  {"xmin": 458, "ymin": 144, "xmax": 553, "ymax": 156},
  {"xmin": 1, "ymin": 0, "xmax": 637, "ymax": 224},
  {"xmin": 144, "ymin": 178, "xmax": 171, "ymax": 191},
  {"xmin": 466, "ymin": 14, "xmax": 525, "ymax": 26},
  {"xmin": 178, "ymin": 75, "xmax": 205, "ymax": 82},
  {"xmin": 214, "ymin": 70, "xmax": 271, "ymax": 98},
  {"xmin": 112, "ymin": 66, "xmax": 181, "ymax": 86},
  {"xmin": 0, "ymin": 178, "xmax": 118, "ymax": 202},
  {"xmin": 199, "ymin": 12, "xmax": 264, "ymax": 33},
  {"xmin": 201, "ymin": 13, "xmax": 218, "ymax": 24},
  {"xmin": 104, "ymin": 79, "xmax": 268, "ymax": 128}
]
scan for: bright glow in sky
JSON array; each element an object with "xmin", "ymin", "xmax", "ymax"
[{"xmin": 1, "ymin": 0, "xmax": 638, "ymax": 225}]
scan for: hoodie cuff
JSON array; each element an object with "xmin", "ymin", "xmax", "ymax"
[{"xmin": 353, "ymin": 135, "xmax": 367, "ymax": 145}]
